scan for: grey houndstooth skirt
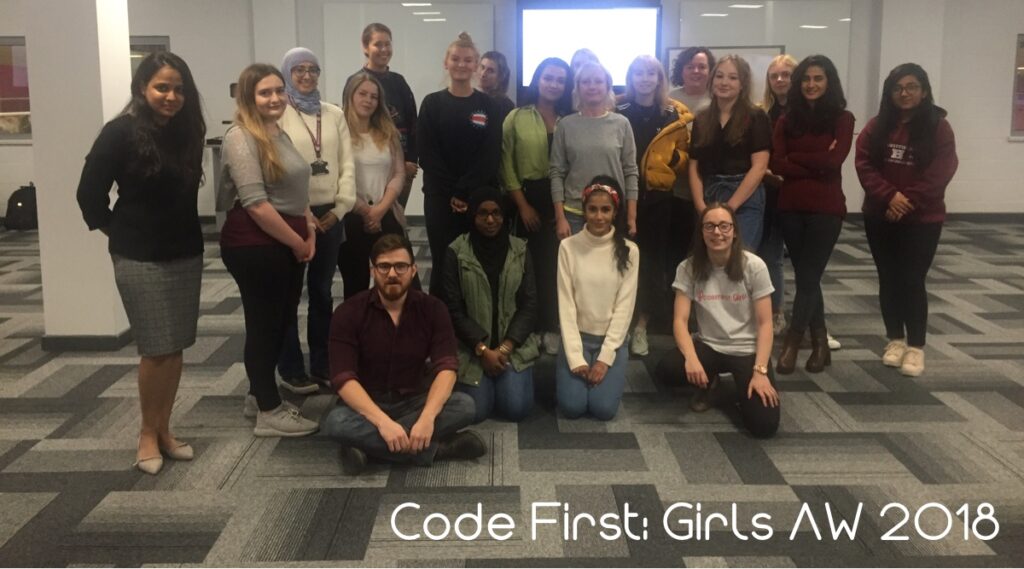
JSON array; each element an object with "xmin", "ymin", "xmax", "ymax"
[{"xmin": 111, "ymin": 254, "xmax": 203, "ymax": 356}]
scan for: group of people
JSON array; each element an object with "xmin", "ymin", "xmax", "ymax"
[{"xmin": 75, "ymin": 23, "xmax": 958, "ymax": 476}]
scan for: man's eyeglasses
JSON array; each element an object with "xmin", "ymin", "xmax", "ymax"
[
  {"xmin": 373, "ymin": 262, "xmax": 413, "ymax": 275},
  {"xmin": 292, "ymin": 66, "xmax": 321, "ymax": 77},
  {"xmin": 702, "ymin": 222, "xmax": 734, "ymax": 234}
]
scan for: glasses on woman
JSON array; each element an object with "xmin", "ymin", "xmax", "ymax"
[
  {"xmin": 475, "ymin": 209, "xmax": 504, "ymax": 220},
  {"xmin": 702, "ymin": 221, "xmax": 734, "ymax": 234},
  {"xmin": 373, "ymin": 262, "xmax": 413, "ymax": 275},
  {"xmin": 890, "ymin": 83, "xmax": 921, "ymax": 95},
  {"xmin": 292, "ymin": 65, "xmax": 321, "ymax": 77}
]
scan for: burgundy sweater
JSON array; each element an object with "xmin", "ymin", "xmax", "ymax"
[
  {"xmin": 770, "ymin": 110, "xmax": 855, "ymax": 218},
  {"xmin": 855, "ymin": 117, "xmax": 958, "ymax": 224}
]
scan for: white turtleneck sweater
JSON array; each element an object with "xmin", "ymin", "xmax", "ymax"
[{"xmin": 557, "ymin": 226, "xmax": 639, "ymax": 369}]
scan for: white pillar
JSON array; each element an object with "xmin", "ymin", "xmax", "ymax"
[{"xmin": 27, "ymin": 0, "xmax": 132, "ymax": 350}]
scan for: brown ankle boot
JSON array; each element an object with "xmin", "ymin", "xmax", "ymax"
[
  {"xmin": 806, "ymin": 328, "xmax": 832, "ymax": 373},
  {"xmin": 777, "ymin": 329, "xmax": 802, "ymax": 374}
]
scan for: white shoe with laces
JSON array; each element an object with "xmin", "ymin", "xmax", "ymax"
[
  {"xmin": 900, "ymin": 347, "xmax": 925, "ymax": 377},
  {"xmin": 244, "ymin": 394, "xmax": 298, "ymax": 420},
  {"xmin": 882, "ymin": 339, "xmax": 908, "ymax": 367},
  {"xmin": 630, "ymin": 327, "xmax": 649, "ymax": 356}
]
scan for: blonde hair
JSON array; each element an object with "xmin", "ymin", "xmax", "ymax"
[
  {"xmin": 234, "ymin": 63, "xmax": 286, "ymax": 183},
  {"xmin": 761, "ymin": 54, "xmax": 799, "ymax": 112},
  {"xmin": 625, "ymin": 55, "xmax": 668, "ymax": 108},
  {"xmin": 445, "ymin": 32, "xmax": 479, "ymax": 63},
  {"xmin": 343, "ymin": 72, "xmax": 398, "ymax": 150},
  {"xmin": 573, "ymin": 62, "xmax": 615, "ymax": 112}
]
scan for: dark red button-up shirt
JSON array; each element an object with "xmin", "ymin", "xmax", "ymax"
[{"xmin": 329, "ymin": 288, "xmax": 459, "ymax": 397}]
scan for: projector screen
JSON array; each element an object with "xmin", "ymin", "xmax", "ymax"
[{"xmin": 520, "ymin": 7, "xmax": 660, "ymax": 87}]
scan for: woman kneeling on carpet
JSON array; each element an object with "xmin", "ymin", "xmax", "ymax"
[
  {"xmin": 656, "ymin": 203, "xmax": 780, "ymax": 438},
  {"xmin": 442, "ymin": 187, "xmax": 540, "ymax": 423}
]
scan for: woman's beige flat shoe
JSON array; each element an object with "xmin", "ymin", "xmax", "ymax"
[{"xmin": 159, "ymin": 441, "xmax": 194, "ymax": 461}]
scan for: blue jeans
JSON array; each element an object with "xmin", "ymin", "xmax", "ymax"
[
  {"xmin": 278, "ymin": 204, "xmax": 344, "ymax": 379},
  {"xmin": 556, "ymin": 332, "xmax": 628, "ymax": 421},
  {"xmin": 756, "ymin": 211, "xmax": 786, "ymax": 312},
  {"xmin": 322, "ymin": 392, "xmax": 476, "ymax": 466},
  {"xmin": 456, "ymin": 367, "xmax": 535, "ymax": 423},
  {"xmin": 704, "ymin": 175, "xmax": 765, "ymax": 251},
  {"xmin": 565, "ymin": 210, "xmax": 585, "ymax": 235}
]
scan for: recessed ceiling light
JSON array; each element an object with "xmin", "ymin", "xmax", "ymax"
[
  {"xmin": 800, "ymin": 24, "xmax": 828, "ymax": 29},
  {"xmin": 401, "ymin": 2, "xmax": 431, "ymax": 6},
  {"xmin": 729, "ymin": 4, "xmax": 764, "ymax": 8},
  {"xmin": 839, "ymin": 17, "xmax": 851, "ymax": 22},
  {"xmin": 423, "ymin": 18, "xmax": 446, "ymax": 22},
  {"xmin": 701, "ymin": 13, "xmax": 729, "ymax": 17},
  {"xmin": 413, "ymin": 11, "xmax": 440, "ymax": 15}
]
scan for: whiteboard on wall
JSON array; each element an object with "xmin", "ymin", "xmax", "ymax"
[{"xmin": 322, "ymin": 3, "xmax": 494, "ymax": 216}]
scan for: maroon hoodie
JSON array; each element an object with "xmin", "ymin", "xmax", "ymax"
[{"xmin": 855, "ymin": 116, "xmax": 958, "ymax": 224}]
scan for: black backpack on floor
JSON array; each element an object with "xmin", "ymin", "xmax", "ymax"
[{"xmin": 5, "ymin": 183, "xmax": 37, "ymax": 231}]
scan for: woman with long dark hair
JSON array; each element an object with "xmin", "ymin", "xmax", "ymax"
[
  {"xmin": 417, "ymin": 32, "xmax": 502, "ymax": 296},
  {"xmin": 655, "ymin": 204, "xmax": 779, "ymax": 437},
  {"xmin": 856, "ymin": 63, "xmax": 958, "ymax": 377},
  {"xmin": 442, "ymin": 187, "xmax": 540, "ymax": 423},
  {"xmin": 556, "ymin": 176, "xmax": 639, "ymax": 421},
  {"xmin": 77, "ymin": 52, "xmax": 206, "ymax": 474},
  {"xmin": 689, "ymin": 55, "xmax": 772, "ymax": 251},
  {"xmin": 617, "ymin": 54, "xmax": 694, "ymax": 356},
  {"xmin": 219, "ymin": 63, "xmax": 320, "ymax": 438},
  {"xmin": 501, "ymin": 57, "xmax": 573, "ymax": 355},
  {"xmin": 771, "ymin": 55, "xmax": 854, "ymax": 374},
  {"xmin": 275, "ymin": 47, "xmax": 356, "ymax": 394}
]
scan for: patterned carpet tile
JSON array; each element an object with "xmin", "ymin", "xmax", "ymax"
[{"xmin": 0, "ymin": 220, "xmax": 1023, "ymax": 566}]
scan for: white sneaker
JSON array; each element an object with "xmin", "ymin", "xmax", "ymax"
[
  {"xmin": 543, "ymin": 332, "xmax": 560, "ymax": 356},
  {"xmin": 772, "ymin": 312, "xmax": 787, "ymax": 336},
  {"xmin": 629, "ymin": 327, "xmax": 649, "ymax": 356},
  {"xmin": 900, "ymin": 347, "xmax": 925, "ymax": 377},
  {"xmin": 243, "ymin": 394, "xmax": 298, "ymax": 420},
  {"xmin": 882, "ymin": 339, "xmax": 908, "ymax": 367},
  {"xmin": 827, "ymin": 334, "xmax": 842, "ymax": 350},
  {"xmin": 254, "ymin": 405, "xmax": 319, "ymax": 437}
]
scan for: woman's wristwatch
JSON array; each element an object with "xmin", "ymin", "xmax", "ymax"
[
  {"xmin": 475, "ymin": 342, "xmax": 488, "ymax": 357},
  {"xmin": 752, "ymin": 364, "xmax": 769, "ymax": 376}
]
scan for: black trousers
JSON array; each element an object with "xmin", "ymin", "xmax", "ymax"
[
  {"xmin": 669, "ymin": 196, "xmax": 697, "ymax": 272},
  {"xmin": 863, "ymin": 217, "xmax": 942, "ymax": 347},
  {"xmin": 513, "ymin": 179, "xmax": 559, "ymax": 333},
  {"xmin": 778, "ymin": 212, "xmax": 842, "ymax": 334},
  {"xmin": 222, "ymin": 244, "xmax": 306, "ymax": 411},
  {"xmin": 636, "ymin": 191, "xmax": 676, "ymax": 322},
  {"xmin": 423, "ymin": 193, "xmax": 469, "ymax": 298},
  {"xmin": 656, "ymin": 340, "xmax": 780, "ymax": 438},
  {"xmin": 337, "ymin": 209, "xmax": 408, "ymax": 300}
]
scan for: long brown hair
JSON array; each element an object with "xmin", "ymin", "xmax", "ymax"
[
  {"xmin": 693, "ymin": 55, "xmax": 755, "ymax": 149},
  {"xmin": 343, "ymin": 72, "xmax": 398, "ymax": 150},
  {"xmin": 233, "ymin": 64, "xmax": 286, "ymax": 183},
  {"xmin": 688, "ymin": 203, "xmax": 746, "ymax": 283}
]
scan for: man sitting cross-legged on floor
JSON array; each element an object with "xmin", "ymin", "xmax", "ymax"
[{"xmin": 323, "ymin": 233, "xmax": 486, "ymax": 475}]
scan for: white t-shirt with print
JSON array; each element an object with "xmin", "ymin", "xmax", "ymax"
[{"xmin": 672, "ymin": 250, "xmax": 774, "ymax": 356}]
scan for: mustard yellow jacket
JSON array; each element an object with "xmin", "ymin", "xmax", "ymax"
[{"xmin": 618, "ymin": 98, "xmax": 694, "ymax": 191}]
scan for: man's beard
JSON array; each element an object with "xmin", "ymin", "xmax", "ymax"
[{"xmin": 377, "ymin": 279, "xmax": 407, "ymax": 301}]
